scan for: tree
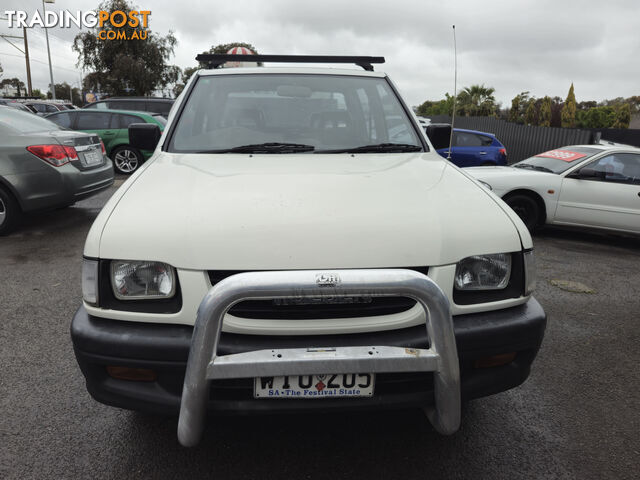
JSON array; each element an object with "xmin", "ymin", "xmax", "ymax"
[
  {"xmin": 576, "ymin": 106, "xmax": 616, "ymax": 128},
  {"xmin": 73, "ymin": 0, "xmax": 179, "ymax": 96},
  {"xmin": 0, "ymin": 78, "xmax": 26, "ymax": 97},
  {"xmin": 415, "ymin": 94, "xmax": 455, "ymax": 117},
  {"xmin": 455, "ymin": 84, "xmax": 497, "ymax": 117},
  {"xmin": 561, "ymin": 83, "xmax": 577, "ymax": 128},
  {"xmin": 539, "ymin": 96, "xmax": 552, "ymax": 127},
  {"xmin": 524, "ymin": 98, "xmax": 537, "ymax": 125},
  {"xmin": 0, "ymin": 61, "xmax": 3, "ymax": 80},
  {"xmin": 612, "ymin": 103, "xmax": 630, "ymax": 129},
  {"xmin": 508, "ymin": 91, "xmax": 530, "ymax": 124},
  {"xmin": 31, "ymin": 88, "xmax": 46, "ymax": 99},
  {"xmin": 47, "ymin": 83, "xmax": 83, "ymax": 105},
  {"xmin": 173, "ymin": 42, "xmax": 262, "ymax": 97}
]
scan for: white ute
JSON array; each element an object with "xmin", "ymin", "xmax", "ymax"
[{"xmin": 71, "ymin": 55, "xmax": 546, "ymax": 446}]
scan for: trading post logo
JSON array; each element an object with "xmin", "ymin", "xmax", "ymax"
[{"xmin": 3, "ymin": 10, "xmax": 151, "ymax": 41}]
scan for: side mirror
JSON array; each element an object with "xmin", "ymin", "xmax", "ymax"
[
  {"xmin": 576, "ymin": 167, "xmax": 606, "ymax": 180},
  {"xmin": 425, "ymin": 124, "xmax": 452, "ymax": 150},
  {"xmin": 129, "ymin": 123, "xmax": 161, "ymax": 151}
]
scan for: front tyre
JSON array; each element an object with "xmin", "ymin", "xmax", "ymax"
[
  {"xmin": 504, "ymin": 194, "xmax": 540, "ymax": 231},
  {"xmin": 0, "ymin": 187, "xmax": 21, "ymax": 236},
  {"xmin": 112, "ymin": 146, "xmax": 143, "ymax": 175}
]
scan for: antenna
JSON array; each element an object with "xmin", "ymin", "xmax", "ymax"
[{"xmin": 447, "ymin": 25, "xmax": 457, "ymax": 161}]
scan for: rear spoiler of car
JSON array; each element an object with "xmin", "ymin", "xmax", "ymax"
[{"xmin": 195, "ymin": 54, "xmax": 385, "ymax": 72}]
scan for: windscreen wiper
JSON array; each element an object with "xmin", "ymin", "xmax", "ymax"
[
  {"xmin": 200, "ymin": 143, "xmax": 315, "ymax": 153},
  {"xmin": 317, "ymin": 143, "xmax": 423, "ymax": 153},
  {"xmin": 513, "ymin": 163, "xmax": 554, "ymax": 173}
]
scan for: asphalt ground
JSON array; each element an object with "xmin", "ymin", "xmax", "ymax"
[{"xmin": 1, "ymin": 180, "xmax": 638, "ymax": 480}]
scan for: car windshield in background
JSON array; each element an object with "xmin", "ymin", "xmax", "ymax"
[
  {"xmin": 0, "ymin": 107, "xmax": 62, "ymax": 134},
  {"xmin": 513, "ymin": 146, "xmax": 601, "ymax": 174},
  {"xmin": 169, "ymin": 74, "xmax": 423, "ymax": 153}
]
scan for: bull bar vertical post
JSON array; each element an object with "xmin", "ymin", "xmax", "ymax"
[{"xmin": 177, "ymin": 269, "xmax": 460, "ymax": 447}]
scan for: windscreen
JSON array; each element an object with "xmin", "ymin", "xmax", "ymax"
[
  {"xmin": 0, "ymin": 107, "xmax": 63, "ymax": 134},
  {"xmin": 169, "ymin": 74, "xmax": 423, "ymax": 153},
  {"xmin": 515, "ymin": 146, "xmax": 601, "ymax": 174}
]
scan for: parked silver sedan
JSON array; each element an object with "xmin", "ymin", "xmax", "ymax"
[{"xmin": 0, "ymin": 106, "xmax": 114, "ymax": 235}]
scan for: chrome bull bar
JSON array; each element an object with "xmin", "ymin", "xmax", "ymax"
[{"xmin": 177, "ymin": 269, "xmax": 461, "ymax": 447}]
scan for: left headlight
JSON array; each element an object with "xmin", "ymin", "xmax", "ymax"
[
  {"xmin": 455, "ymin": 253, "xmax": 511, "ymax": 290},
  {"xmin": 111, "ymin": 260, "xmax": 176, "ymax": 300}
]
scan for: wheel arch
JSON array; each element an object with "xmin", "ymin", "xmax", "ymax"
[
  {"xmin": 502, "ymin": 189, "xmax": 548, "ymax": 226},
  {"xmin": 0, "ymin": 176, "xmax": 24, "ymax": 212}
]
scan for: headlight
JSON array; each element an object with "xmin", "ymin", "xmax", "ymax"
[
  {"xmin": 111, "ymin": 261, "xmax": 176, "ymax": 300},
  {"xmin": 523, "ymin": 250, "xmax": 536, "ymax": 294},
  {"xmin": 455, "ymin": 253, "xmax": 511, "ymax": 290},
  {"xmin": 82, "ymin": 258, "xmax": 99, "ymax": 305}
]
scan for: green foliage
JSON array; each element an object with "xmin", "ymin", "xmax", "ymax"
[
  {"xmin": 73, "ymin": 0, "xmax": 179, "ymax": 96},
  {"xmin": 508, "ymin": 91, "xmax": 530, "ymax": 124},
  {"xmin": 173, "ymin": 42, "xmax": 261, "ymax": 97},
  {"xmin": 31, "ymin": 88, "xmax": 46, "ymax": 99},
  {"xmin": 416, "ymin": 94, "xmax": 454, "ymax": 117},
  {"xmin": 576, "ymin": 106, "xmax": 616, "ymax": 128},
  {"xmin": 524, "ymin": 99, "xmax": 537, "ymax": 125},
  {"xmin": 612, "ymin": 103, "xmax": 630, "ymax": 128},
  {"xmin": 539, "ymin": 96, "xmax": 552, "ymax": 127},
  {"xmin": 561, "ymin": 83, "xmax": 576, "ymax": 128},
  {"xmin": 456, "ymin": 84, "xmax": 497, "ymax": 116}
]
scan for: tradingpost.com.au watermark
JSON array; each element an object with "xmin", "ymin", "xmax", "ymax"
[{"xmin": 3, "ymin": 9, "xmax": 151, "ymax": 40}]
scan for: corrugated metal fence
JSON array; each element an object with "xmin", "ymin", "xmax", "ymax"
[{"xmin": 429, "ymin": 116, "xmax": 596, "ymax": 163}]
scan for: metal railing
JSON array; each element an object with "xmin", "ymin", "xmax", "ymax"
[{"xmin": 177, "ymin": 269, "xmax": 461, "ymax": 447}]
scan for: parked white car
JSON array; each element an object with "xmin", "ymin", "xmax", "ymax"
[
  {"xmin": 468, "ymin": 144, "xmax": 640, "ymax": 234},
  {"xmin": 70, "ymin": 55, "xmax": 546, "ymax": 446}
]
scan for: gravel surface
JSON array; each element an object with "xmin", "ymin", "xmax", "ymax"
[{"xmin": 1, "ymin": 182, "xmax": 638, "ymax": 480}]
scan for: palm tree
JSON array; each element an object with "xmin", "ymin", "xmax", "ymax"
[{"xmin": 457, "ymin": 84, "xmax": 497, "ymax": 116}]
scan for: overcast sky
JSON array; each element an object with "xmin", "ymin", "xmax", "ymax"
[{"xmin": 1, "ymin": 0, "xmax": 638, "ymax": 107}]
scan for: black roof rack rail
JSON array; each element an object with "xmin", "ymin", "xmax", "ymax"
[{"xmin": 195, "ymin": 54, "xmax": 385, "ymax": 72}]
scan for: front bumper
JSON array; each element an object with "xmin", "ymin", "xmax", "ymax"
[{"xmin": 71, "ymin": 297, "xmax": 546, "ymax": 415}]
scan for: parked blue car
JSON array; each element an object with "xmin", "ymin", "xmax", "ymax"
[{"xmin": 435, "ymin": 128, "xmax": 507, "ymax": 167}]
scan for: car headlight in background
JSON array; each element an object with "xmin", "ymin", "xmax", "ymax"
[
  {"xmin": 455, "ymin": 253, "xmax": 512, "ymax": 290},
  {"xmin": 82, "ymin": 258, "xmax": 99, "ymax": 305},
  {"xmin": 111, "ymin": 261, "xmax": 176, "ymax": 300}
]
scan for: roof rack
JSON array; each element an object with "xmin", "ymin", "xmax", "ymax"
[{"xmin": 195, "ymin": 54, "xmax": 385, "ymax": 72}]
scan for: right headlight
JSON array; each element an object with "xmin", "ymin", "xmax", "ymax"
[
  {"xmin": 455, "ymin": 253, "xmax": 512, "ymax": 291},
  {"xmin": 111, "ymin": 260, "xmax": 176, "ymax": 300}
]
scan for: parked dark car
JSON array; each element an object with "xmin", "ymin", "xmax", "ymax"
[
  {"xmin": 436, "ymin": 128, "xmax": 507, "ymax": 167},
  {"xmin": 422, "ymin": 124, "xmax": 507, "ymax": 167},
  {"xmin": 83, "ymin": 97, "xmax": 174, "ymax": 117},
  {"xmin": 46, "ymin": 109, "xmax": 166, "ymax": 174},
  {"xmin": 0, "ymin": 107, "xmax": 114, "ymax": 235}
]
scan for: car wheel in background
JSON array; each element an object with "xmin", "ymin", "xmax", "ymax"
[
  {"xmin": 504, "ymin": 193, "xmax": 539, "ymax": 231},
  {"xmin": 112, "ymin": 146, "xmax": 143, "ymax": 175},
  {"xmin": 0, "ymin": 187, "xmax": 20, "ymax": 236}
]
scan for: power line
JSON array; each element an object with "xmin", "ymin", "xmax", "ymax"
[{"xmin": 0, "ymin": 50, "xmax": 80, "ymax": 73}]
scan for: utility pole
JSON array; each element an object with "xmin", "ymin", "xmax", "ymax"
[
  {"xmin": 23, "ymin": 27, "xmax": 32, "ymax": 96},
  {"xmin": 43, "ymin": 0, "xmax": 56, "ymax": 100},
  {"xmin": 0, "ymin": 15, "xmax": 32, "ymax": 96}
]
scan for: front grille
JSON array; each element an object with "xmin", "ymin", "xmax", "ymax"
[{"xmin": 207, "ymin": 268, "xmax": 428, "ymax": 320}]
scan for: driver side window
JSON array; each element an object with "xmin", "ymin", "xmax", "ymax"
[{"xmin": 588, "ymin": 154, "xmax": 640, "ymax": 184}]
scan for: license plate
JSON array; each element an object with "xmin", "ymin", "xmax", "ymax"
[
  {"xmin": 83, "ymin": 149, "xmax": 102, "ymax": 165},
  {"xmin": 254, "ymin": 374, "xmax": 375, "ymax": 398}
]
